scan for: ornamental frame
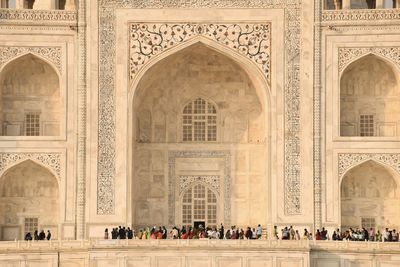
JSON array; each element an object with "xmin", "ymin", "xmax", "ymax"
[
  {"xmin": 0, "ymin": 46, "xmax": 62, "ymax": 74},
  {"xmin": 168, "ymin": 150, "xmax": 231, "ymax": 226},
  {"xmin": 97, "ymin": 1, "xmax": 302, "ymax": 216},
  {"xmin": 338, "ymin": 153, "xmax": 400, "ymax": 179},
  {"xmin": 0, "ymin": 152, "xmax": 62, "ymax": 180},
  {"xmin": 338, "ymin": 47, "xmax": 400, "ymax": 74}
]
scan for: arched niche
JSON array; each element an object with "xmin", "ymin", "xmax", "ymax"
[
  {"xmin": 340, "ymin": 54, "xmax": 400, "ymax": 137},
  {"xmin": 0, "ymin": 54, "xmax": 61, "ymax": 137},
  {"xmin": 0, "ymin": 160, "xmax": 59, "ymax": 240},
  {"xmin": 340, "ymin": 160, "xmax": 400, "ymax": 231},
  {"xmin": 181, "ymin": 183, "xmax": 219, "ymax": 228},
  {"xmin": 130, "ymin": 42, "xmax": 269, "ymax": 229}
]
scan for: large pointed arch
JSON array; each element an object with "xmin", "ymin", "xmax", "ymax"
[
  {"xmin": 339, "ymin": 52, "xmax": 400, "ymax": 81},
  {"xmin": 0, "ymin": 52, "xmax": 61, "ymax": 79},
  {"xmin": 340, "ymin": 159, "xmax": 400, "ymax": 231},
  {"xmin": 0, "ymin": 159, "xmax": 60, "ymax": 187},
  {"xmin": 0, "ymin": 159, "xmax": 60, "ymax": 240},
  {"xmin": 339, "ymin": 53, "xmax": 400, "ymax": 137},
  {"xmin": 128, "ymin": 37, "xmax": 271, "ymax": 228},
  {"xmin": 0, "ymin": 53, "xmax": 61, "ymax": 137},
  {"xmin": 129, "ymin": 36, "xmax": 270, "ymax": 107}
]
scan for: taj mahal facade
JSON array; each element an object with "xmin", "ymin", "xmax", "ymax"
[{"xmin": 0, "ymin": 0, "xmax": 400, "ymax": 266}]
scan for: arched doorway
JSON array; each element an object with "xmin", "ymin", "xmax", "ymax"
[
  {"xmin": 181, "ymin": 183, "xmax": 218, "ymax": 229},
  {"xmin": 341, "ymin": 160, "xmax": 400, "ymax": 231},
  {"xmin": 131, "ymin": 42, "xmax": 269, "ymax": 229},
  {"xmin": 0, "ymin": 54, "xmax": 61, "ymax": 136},
  {"xmin": 340, "ymin": 54, "xmax": 400, "ymax": 137},
  {"xmin": 0, "ymin": 160, "xmax": 59, "ymax": 240}
]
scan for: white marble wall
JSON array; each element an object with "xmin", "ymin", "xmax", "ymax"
[{"xmin": 1, "ymin": 240, "xmax": 400, "ymax": 267}]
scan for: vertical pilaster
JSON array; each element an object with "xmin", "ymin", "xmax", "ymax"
[
  {"xmin": 314, "ymin": 0, "xmax": 322, "ymax": 232},
  {"xmin": 376, "ymin": 0, "xmax": 384, "ymax": 8},
  {"xmin": 76, "ymin": 0, "xmax": 87, "ymax": 240},
  {"xmin": 15, "ymin": 0, "xmax": 24, "ymax": 9},
  {"xmin": 342, "ymin": 0, "xmax": 351, "ymax": 9},
  {"xmin": 65, "ymin": 0, "xmax": 76, "ymax": 10}
]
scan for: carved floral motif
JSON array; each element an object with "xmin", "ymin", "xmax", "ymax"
[
  {"xmin": 130, "ymin": 23, "xmax": 270, "ymax": 83},
  {"xmin": 322, "ymin": 9, "xmax": 400, "ymax": 22},
  {"xmin": 338, "ymin": 153, "xmax": 400, "ymax": 178},
  {"xmin": 0, "ymin": 9, "xmax": 77, "ymax": 23},
  {"xmin": 179, "ymin": 175, "xmax": 220, "ymax": 195},
  {"xmin": 0, "ymin": 46, "xmax": 62, "ymax": 73},
  {"xmin": 98, "ymin": 1, "xmax": 302, "ymax": 216},
  {"xmin": 0, "ymin": 153, "xmax": 62, "ymax": 179},
  {"xmin": 169, "ymin": 151, "xmax": 231, "ymax": 226},
  {"xmin": 338, "ymin": 47, "xmax": 400, "ymax": 73}
]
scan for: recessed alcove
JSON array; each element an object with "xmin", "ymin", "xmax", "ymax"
[
  {"xmin": 131, "ymin": 42, "xmax": 268, "ymax": 229},
  {"xmin": 0, "ymin": 160, "xmax": 59, "ymax": 240},
  {"xmin": 0, "ymin": 54, "xmax": 61, "ymax": 137},
  {"xmin": 340, "ymin": 54, "xmax": 400, "ymax": 137},
  {"xmin": 341, "ymin": 160, "xmax": 400, "ymax": 230}
]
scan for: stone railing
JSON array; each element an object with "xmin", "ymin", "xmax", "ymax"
[
  {"xmin": 0, "ymin": 239, "xmax": 400, "ymax": 251},
  {"xmin": 0, "ymin": 8, "xmax": 77, "ymax": 25},
  {"xmin": 321, "ymin": 9, "xmax": 400, "ymax": 23}
]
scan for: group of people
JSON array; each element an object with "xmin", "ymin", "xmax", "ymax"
[
  {"xmin": 331, "ymin": 228, "xmax": 399, "ymax": 242},
  {"xmin": 104, "ymin": 226, "xmax": 135, "ymax": 239},
  {"xmin": 274, "ymin": 226, "xmax": 400, "ymax": 242},
  {"xmin": 24, "ymin": 230, "xmax": 51, "ymax": 241},
  {"xmin": 105, "ymin": 224, "xmax": 264, "ymax": 240},
  {"xmin": 104, "ymin": 224, "xmax": 400, "ymax": 242}
]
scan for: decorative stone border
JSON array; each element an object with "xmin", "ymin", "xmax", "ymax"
[
  {"xmin": 0, "ymin": 46, "xmax": 62, "ymax": 73},
  {"xmin": 322, "ymin": 9, "xmax": 400, "ymax": 22},
  {"xmin": 168, "ymin": 150, "xmax": 231, "ymax": 226},
  {"xmin": 338, "ymin": 47, "xmax": 400, "ymax": 73},
  {"xmin": 97, "ymin": 1, "xmax": 302, "ymax": 216},
  {"xmin": 338, "ymin": 153, "xmax": 400, "ymax": 178},
  {"xmin": 0, "ymin": 152, "xmax": 62, "ymax": 179},
  {"xmin": 129, "ymin": 23, "xmax": 271, "ymax": 82},
  {"xmin": 179, "ymin": 175, "xmax": 220, "ymax": 196},
  {"xmin": 0, "ymin": 9, "xmax": 77, "ymax": 24}
]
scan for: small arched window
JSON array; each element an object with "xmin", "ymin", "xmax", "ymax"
[{"xmin": 182, "ymin": 98, "xmax": 217, "ymax": 142}]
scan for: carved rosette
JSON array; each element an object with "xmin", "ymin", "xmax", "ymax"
[
  {"xmin": 0, "ymin": 46, "xmax": 62, "ymax": 73},
  {"xmin": 339, "ymin": 47, "xmax": 400, "ymax": 73},
  {"xmin": 130, "ymin": 23, "xmax": 270, "ymax": 83},
  {"xmin": 338, "ymin": 153, "xmax": 400, "ymax": 178},
  {"xmin": 0, "ymin": 153, "xmax": 62, "ymax": 179}
]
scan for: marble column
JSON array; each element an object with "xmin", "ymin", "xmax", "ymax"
[
  {"xmin": 342, "ymin": 0, "xmax": 351, "ymax": 9},
  {"xmin": 376, "ymin": 0, "xmax": 384, "ymax": 8},
  {"xmin": 335, "ymin": 0, "xmax": 342, "ymax": 9},
  {"xmin": 15, "ymin": 0, "xmax": 24, "ymax": 9},
  {"xmin": 65, "ymin": 0, "xmax": 76, "ymax": 10}
]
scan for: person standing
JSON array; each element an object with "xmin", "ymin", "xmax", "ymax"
[
  {"xmin": 104, "ymin": 228, "xmax": 109, "ymax": 239},
  {"xmin": 46, "ymin": 230, "xmax": 51, "ymax": 240},
  {"xmin": 256, "ymin": 224, "xmax": 262, "ymax": 239},
  {"xmin": 34, "ymin": 230, "xmax": 39, "ymax": 241},
  {"xmin": 39, "ymin": 230, "xmax": 46, "ymax": 240},
  {"xmin": 219, "ymin": 223, "xmax": 224, "ymax": 239}
]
